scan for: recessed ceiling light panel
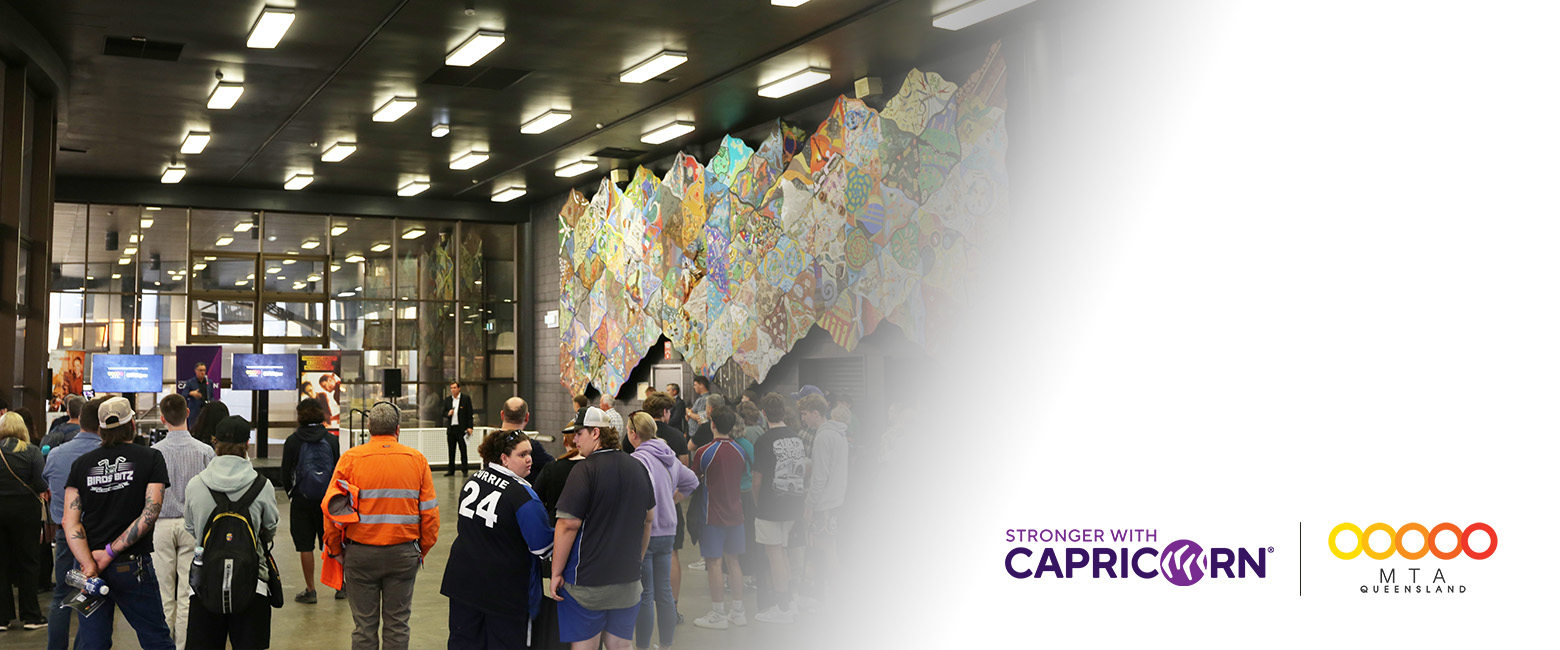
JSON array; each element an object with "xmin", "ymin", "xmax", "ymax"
[
  {"xmin": 181, "ymin": 131, "xmax": 210, "ymax": 154},
  {"xmin": 492, "ymin": 186, "xmax": 527, "ymax": 202},
  {"xmin": 555, "ymin": 158, "xmax": 598, "ymax": 178},
  {"xmin": 397, "ymin": 180, "xmax": 430, "ymax": 196},
  {"xmin": 284, "ymin": 173, "xmax": 313, "ymax": 190},
  {"xmin": 758, "ymin": 67, "xmax": 831, "ymax": 98},
  {"xmin": 932, "ymin": 0, "xmax": 1039, "ymax": 30},
  {"xmin": 161, "ymin": 165, "xmax": 186, "ymax": 184},
  {"xmin": 247, "ymin": 6, "xmax": 296, "ymax": 48},
  {"xmin": 641, "ymin": 120, "xmax": 695, "ymax": 145},
  {"xmin": 321, "ymin": 142, "xmax": 356, "ymax": 162},
  {"xmin": 402, "ymin": 227, "xmax": 427, "ymax": 240},
  {"xmin": 370, "ymin": 243, "xmax": 392, "ymax": 252},
  {"xmin": 431, "ymin": 123, "xmax": 450, "ymax": 138},
  {"xmin": 446, "ymin": 30, "xmax": 505, "ymax": 66},
  {"xmin": 208, "ymin": 82, "xmax": 244, "ymax": 109},
  {"xmin": 450, "ymin": 150, "xmax": 489, "ymax": 171},
  {"xmin": 620, "ymin": 50, "xmax": 687, "ymax": 83},
  {"xmin": 521, "ymin": 110, "xmax": 571, "ymax": 134},
  {"xmin": 373, "ymin": 97, "xmax": 418, "ymax": 122}
]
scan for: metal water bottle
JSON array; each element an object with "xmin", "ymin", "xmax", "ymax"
[
  {"xmin": 65, "ymin": 569, "xmax": 109, "ymax": 596},
  {"xmin": 191, "ymin": 546, "xmax": 204, "ymax": 588}
]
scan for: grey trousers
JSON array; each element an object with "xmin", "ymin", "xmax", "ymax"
[{"xmin": 343, "ymin": 541, "xmax": 421, "ymax": 650}]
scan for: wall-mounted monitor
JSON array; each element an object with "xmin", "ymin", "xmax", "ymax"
[
  {"xmin": 90, "ymin": 355, "xmax": 164, "ymax": 393},
  {"xmin": 232, "ymin": 354, "xmax": 298, "ymax": 391}
]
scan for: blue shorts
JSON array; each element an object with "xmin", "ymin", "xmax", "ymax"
[
  {"xmin": 699, "ymin": 524, "xmax": 745, "ymax": 559},
  {"xmin": 558, "ymin": 584, "xmax": 639, "ymax": 643}
]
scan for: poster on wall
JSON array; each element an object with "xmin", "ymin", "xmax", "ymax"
[
  {"xmin": 299, "ymin": 350, "xmax": 343, "ymax": 430},
  {"xmin": 175, "ymin": 346, "xmax": 223, "ymax": 428},
  {"xmin": 50, "ymin": 350, "xmax": 86, "ymax": 410}
]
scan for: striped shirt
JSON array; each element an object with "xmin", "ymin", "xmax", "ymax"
[{"xmin": 152, "ymin": 428, "xmax": 215, "ymax": 519}]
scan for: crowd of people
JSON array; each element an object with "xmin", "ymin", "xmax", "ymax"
[{"xmin": 0, "ymin": 376, "xmax": 857, "ymax": 650}]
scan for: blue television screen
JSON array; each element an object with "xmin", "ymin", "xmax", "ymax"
[
  {"xmin": 232, "ymin": 354, "xmax": 297, "ymax": 391},
  {"xmin": 90, "ymin": 355, "xmax": 164, "ymax": 393}
]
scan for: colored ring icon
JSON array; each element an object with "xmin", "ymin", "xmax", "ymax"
[
  {"xmin": 1394, "ymin": 522, "xmax": 1430, "ymax": 560},
  {"xmin": 1329, "ymin": 523, "xmax": 1363, "ymax": 560},
  {"xmin": 1429, "ymin": 523, "xmax": 1462, "ymax": 560},
  {"xmin": 1362, "ymin": 523, "xmax": 1395, "ymax": 560},
  {"xmin": 1462, "ymin": 522, "xmax": 1497, "ymax": 560}
]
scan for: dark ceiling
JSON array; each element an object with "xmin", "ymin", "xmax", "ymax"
[{"xmin": 7, "ymin": 0, "xmax": 1042, "ymax": 206}]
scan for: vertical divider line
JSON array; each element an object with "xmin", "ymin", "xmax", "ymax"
[{"xmin": 1299, "ymin": 522, "xmax": 1303, "ymax": 597}]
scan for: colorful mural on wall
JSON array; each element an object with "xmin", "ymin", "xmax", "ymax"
[{"xmin": 559, "ymin": 43, "xmax": 1009, "ymax": 395}]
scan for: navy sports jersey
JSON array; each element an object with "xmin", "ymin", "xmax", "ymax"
[
  {"xmin": 555, "ymin": 449, "xmax": 656, "ymax": 587},
  {"xmin": 440, "ymin": 463, "xmax": 554, "ymax": 619}
]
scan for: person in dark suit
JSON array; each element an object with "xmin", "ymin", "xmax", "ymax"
[
  {"xmin": 666, "ymin": 383, "xmax": 689, "ymax": 433},
  {"xmin": 442, "ymin": 382, "xmax": 474, "ymax": 476},
  {"xmin": 179, "ymin": 362, "xmax": 212, "ymax": 428}
]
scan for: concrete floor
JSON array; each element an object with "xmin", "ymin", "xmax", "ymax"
[{"xmin": 2, "ymin": 472, "xmax": 824, "ymax": 650}]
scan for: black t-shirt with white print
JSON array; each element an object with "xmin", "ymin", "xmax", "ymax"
[{"xmin": 67, "ymin": 443, "xmax": 170, "ymax": 556}]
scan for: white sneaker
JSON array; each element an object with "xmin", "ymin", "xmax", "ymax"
[
  {"xmin": 688, "ymin": 559, "xmax": 706, "ymax": 571},
  {"xmin": 753, "ymin": 605, "xmax": 794, "ymax": 624},
  {"xmin": 693, "ymin": 610, "xmax": 728, "ymax": 630},
  {"xmin": 729, "ymin": 604, "xmax": 747, "ymax": 626}
]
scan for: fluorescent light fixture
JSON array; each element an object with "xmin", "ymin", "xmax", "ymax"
[
  {"xmin": 266, "ymin": 267, "xmax": 281, "ymax": 274},
  {"xmin": 181, "ymin": 131, "xmax": 211, "ymax": 154},
  {"xmin": 431, "ymin": 123, "xmax": 450, "ymax": 138},
  {"xmin": 370, "ymin": 243, "xmax": 391, "ymax": 252},
  {"xmin": 641, "ymin": 120, "xmax": 695, "ymax": 145},
  {"xmin": 208, "ymin": 82, "xmax": 244, "ymax": 109},
  {"xmin": 234, "ymin": 222, "xmax": 254, "ymax": 232},
  {"xmin": 337, "ymin": 291, "xmax": 356, "ymax": 297},
  {"xmin": 118, "ymin": 257, "xmax": 131, "ymax": 265},
  {"xmin": 247, "ymin": 273, "xmax": 255, "ymax": 279},
  {"xmin": 123, "ymin": 247, "xmax": 137, "ymax": 255},
  {"xmin": 321, "ymin": 142, "xmax": 356, "ymax": 162},
  {"xmin": 330, "ymin": 264, "xmax": 341, "ymax": 272},
  {"xmin": 301, "ymin": 240, "xmax": 321, "ymax": 249},
  {"xmin": 446, "ymin": 30, "xmax": 505, "ymax": 66},
  {"xmin": 247, "ymin": 6, "xmax": 295, "ymax": 48},
  {"xmin": 331, "ymin": 225, "xmax": 349, "ymax": 236},
  {"xmin": 282, "ymin": 259, "xmax": 297, "ymax": 265},
  {"xmin": 237, "ymin": 280, "xmax": 250, "ymax": 286},
  {"xmin": 216, "ymin": 236, "xmax": 234, "ymax": 246},
  {"xmin": 161, "ymin": 165, "xmax": 186, "ymax": 184},
  {"xmin": 372, "ymin": 97, "xmax": 417, "ymax": 122},
  {"xmin": 146, "ymin": 206, "xmax": 161, "ymax": 211},
  {"xmin": 307, "ymin": 274, "xmax": 322, "ymax": 282},
  {"xmin": 111, "ymin": 273, "xmax": 121, "ymax": 279},
  {"xmin": 284, "ymin": 173, "xmax": 313, "ymax": 190},
  {"xmin": 620, "ymin": 50, "xmax": 687, "ymax": 83},
  {"xmin": 128, "ymin": 235, "xmax": 141, "ymax": 244},
  {"xmin": 932, "ymin": 0, "xmax": 1038, "ymax": 30},
  {"xmin": 344, "ymin": 254, "xmax": 365, "ymax": 263},
  {"xmin": 521, "ymin": 110, "xmax": 571, "ymax": 134},
  {"xmin": 401, "ymin": 227, "xmax": 426, "ymax": 240},
  {"xmin": 140, "ymin": 218, "xmax": 154, "ymax": 228},
  {"xmin": 491, "ymin": 186, "xmax": 527, "ymax": 202},
  {"xmin": 450, "ymin": 150, "xmax": 489, "ymax": 170},
  {"xmin": 194, "ymin": 263, "xmax": 207, "ymax": 270},
  {"xmin": 555, "ymin": 158, "xmax": 598, "ymax": 178},
  {"xmin": 772, "ymin": 0, "xmax": 811, "ymax": 5},
  {"xmin": 758, "ymin": 67, "xmax": 830, "ymax": 98},
  {"xmin": 397, "ymin": 180, "xmax": 429, "ymax": 196},
  {"xmin": 293, "ymin": 282, "xmax": 306, "ymax": 289}
]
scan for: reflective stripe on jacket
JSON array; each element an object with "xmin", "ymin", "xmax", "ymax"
[{"xmin": 321, "ymin": 435, "xmax": 439, "ymax": 553}]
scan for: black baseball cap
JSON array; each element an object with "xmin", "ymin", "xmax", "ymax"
[{"xmin": 214, "ymin": 415, "xmax": 252, "ymax": 445}]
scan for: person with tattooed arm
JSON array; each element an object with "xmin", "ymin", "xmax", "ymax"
[{"xmin": 62, "ymin": 397, "xmax": 176, "ymax": 649}]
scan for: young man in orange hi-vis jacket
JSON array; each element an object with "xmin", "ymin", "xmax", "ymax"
[{"xmin": 322, "ymin": 402, "xmax": 439, "ymax": 650}]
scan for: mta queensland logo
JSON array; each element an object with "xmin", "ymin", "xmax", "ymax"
[
  {"xmin": 1328, "ymin": 522, "xmax": 1495, "ymax": 595},
  {"xmin": 1004, "ymin": 529, "xmax": 1272, "ymax": 587}
]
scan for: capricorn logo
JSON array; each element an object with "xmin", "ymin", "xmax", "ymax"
[{"xmin": 1160, "ymin": 540, "xmax": 1208, "ymax": 586}]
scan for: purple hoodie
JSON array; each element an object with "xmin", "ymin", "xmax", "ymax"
[{"xmin": 633, "ymin": 438, "xmax": 700, "ymax": 537}]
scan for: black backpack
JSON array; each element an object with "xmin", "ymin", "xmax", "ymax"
[
  {"xmin": 295, "ymin": 437, "xmax": 334, "ymax": 500},
  {"xmin": 195, "ymin": 476, "xmax": 269, "ymax": 614}
]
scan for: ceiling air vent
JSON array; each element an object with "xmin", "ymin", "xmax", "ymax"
[
  {"xmin": 102, "ymin": 36, "xmax": 184, "ymax": 61},
  {"xmin": 422, "ymin": 66, "xmax": 531, "ymax": 90},
  {"xmin": 591, "ymin": 147, "xmax": 647, "ymax": 160}
]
